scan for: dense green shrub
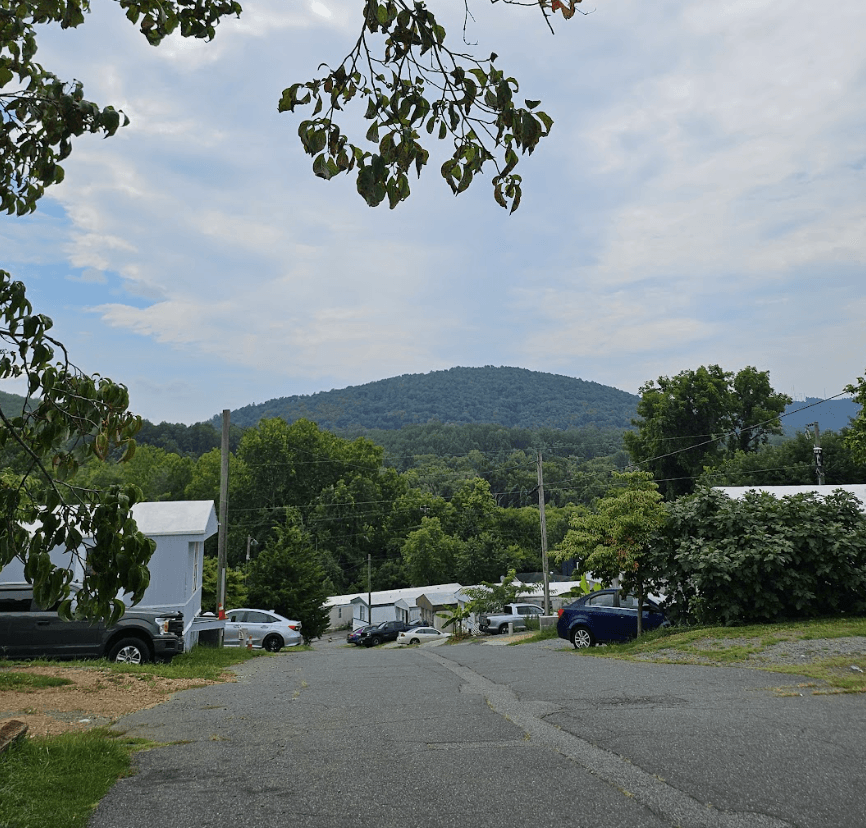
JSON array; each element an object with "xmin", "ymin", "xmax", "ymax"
[{"xmin": 657, "ymin": 488, "xmax": 866, "ymax": 625}]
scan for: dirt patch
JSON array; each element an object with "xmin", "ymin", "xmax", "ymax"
[{"xmin": 0, "ymin": 666, "xmax": 225, "ymax": 738}]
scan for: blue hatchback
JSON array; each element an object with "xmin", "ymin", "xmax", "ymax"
[{"xmin": 556, "ymin": 589, "xmax": 668, "ymax": 649}]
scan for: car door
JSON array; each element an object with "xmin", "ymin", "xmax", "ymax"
[
  {"xmin": 242, "ymin": 611, "xmax": 274, "ymax": 647},
  {"xmin": 608, "ymin": 594, "xmax": 641, "ymax": 641},
  {"xmin": 224, "ymin": 610, "xmax": 248, "ymax": 645},
  {"xmin": 0, "ymin": 586, "xmax": 35, "ymax": 658},
  {"xmin": 582, "ymin": 592, "xmax": 624, "ymax": 642},
  {"xmin": 27, "ymin": 597, "xmax": 104, "ymax": 658}
]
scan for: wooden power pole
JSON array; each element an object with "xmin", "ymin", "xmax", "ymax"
[
  {"xmin": 217, "ymin": 409, "xmax": 230, "ymax": 644},
  {"xmin": 536, "ymin": 451, "xmax": 550, "ymax": 615}
]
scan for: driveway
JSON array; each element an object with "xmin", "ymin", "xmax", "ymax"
[{"xmin": 89, "ymin": 639, "xmax": 865, "ymax": 828}]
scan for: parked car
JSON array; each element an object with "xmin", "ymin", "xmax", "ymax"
[
  {"xmin": 347, "ymin": 625, "xmax": 374, "ymax": 645},
  {"xmin": 357, "ymin": 620, "xmax": 418, "ymax": 647},
  {"xmin": 556, "ymin": 589, "xmax": 669, "ymax": 649},
  {"xmin": 479, "ymin": 602, "xmax": 545, "ymax": 634},
  {"xmin": 0, "ymin": 583, "xmax": 184, "ymax": 664},
  {"xmin": 224, "ymin": 608, "xmax": 302, "ymax": 652},
  {"xmin": 396, "ymin": 627, "xmax": 450, "ymax": 646}
]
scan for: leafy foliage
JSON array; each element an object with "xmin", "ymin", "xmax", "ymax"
[
  {"xmin": 201, "ymin": 555, "xmax": 247, "ymax": 614},
  {"xmin": 0, "ymin": 270, "xmax": 154, "ymax": 623},
  {"xmin": 460, "ymin": 567, "xmax": 529, "ymax": 614},
  {"xmin": 555, "ymin": 471, "xmax": 665, "ymax": 633},
  {"xmin": 279, "ymin": 1, "xmax": 553, "ymax": 211},
  {"xmin": 624, "ymin": 365, "xmax": 791, "ymax": 499},
  {"xmin": 699, "ymin": 429, "xmax": 866, "ymax": 488},
  {"xmin": 844, "ymin": 370, "xmax": 866, "ymax": 464},
  {"xmin": 246, "ymin": 514, "xmax": 331, "ymax": 643},
  {"xmin": 0, "ymin": 0, "xmax": 242, "ymax": 216},
  {"xmin": 659, "ymin": 488, "xmax": 866, "ymax": 625}
]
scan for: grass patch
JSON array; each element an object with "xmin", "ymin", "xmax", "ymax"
[
  {"xmin": 569, "ymin": 616, "xmax": 866, "ymax": 692},
  {"xmin": 511, "ymin": 625, "xmax": 559, "ymax": 644},
  {"xmin": 1, "ymin": 644, "xmax": 269, "ymax": 683},
  {"xmin": 762, "ymin": 655, "xmax": 866, "ymax": 693},
  {"xmin": 0, "ymin": 672, "xmax": 73, "ymax": 691},
  {"xmin": 0, "ymin": 728, "xmax": 153, "ymax": 828},
  {"xmin": 0, "ymin": 644, "xmax": 286, "ymax": 827}
]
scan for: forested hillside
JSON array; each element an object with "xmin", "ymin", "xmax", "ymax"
[{"xmin": 219, "ymin": 366, "xmax": 641, "ymax": 431}]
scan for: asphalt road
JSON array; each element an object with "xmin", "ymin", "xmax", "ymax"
[{"xmin": 89, "ymin": 637, "xmax": 866, "ymax": 828}]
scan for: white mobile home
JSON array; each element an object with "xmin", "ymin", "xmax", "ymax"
[{"xmin": 0, "ymin": 500, "xmax": 219, "ymax": 649}]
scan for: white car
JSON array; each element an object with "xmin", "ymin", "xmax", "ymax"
[
  {"xmin": 224, "ymin": 608, "xmax": 302, "ymax": 651},
  {"xmin": 396, "ymin": 626, "xmax": 450, "ymax": 646}
]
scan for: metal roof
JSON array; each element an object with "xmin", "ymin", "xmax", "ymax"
[{"xmin": 130, "ymin": 501, "xmax": 218, "ymax": 538}]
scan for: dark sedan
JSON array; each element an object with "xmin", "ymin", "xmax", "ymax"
[
  {"xmin": 556, "ymin": 589, "xmax": 669, "ymax": 649},
  {"xmin": 357, "ymin": 620, "xmax": 418, "ymax": 647},
  {"xmin": 347, "ymin": 625, "xmax": 374, "ymax": 645}
]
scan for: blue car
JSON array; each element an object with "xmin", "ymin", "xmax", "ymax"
[{"xmin": 556, "ymin": 589, "xmax": 669, "ymax": 649}]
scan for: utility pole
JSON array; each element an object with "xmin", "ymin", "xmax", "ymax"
[
  {"xmin": 217, "ymin": 409, "xmax": 230, "ymax": 645},
  {"xmin": 367, "ymin": 553, "xmax": 372, "ymax": 626},
  {"xmin": 536, "ymin": 450, "xmax": 550, "ymax": 615},
  {"xmin": 806, "ymin": 422, "xmax": 825, "ymax": 486}
]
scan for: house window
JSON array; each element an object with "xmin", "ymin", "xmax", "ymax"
[
  {"xmin": 338, "ymin": 608, "xmax": 342, "ymax": 618},
  {"xmin": 191, "ymin": 542, "xmax": 200, "ymax": 594}
]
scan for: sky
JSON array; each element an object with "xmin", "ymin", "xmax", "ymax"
[{"xmin": 2, "ymin": 0, "xmax": 864, "ymax": 424}]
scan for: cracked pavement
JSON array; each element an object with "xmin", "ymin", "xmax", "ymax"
[{"xmin": 89, "ymin": 638, "xmax": 865, "ymax": 828}]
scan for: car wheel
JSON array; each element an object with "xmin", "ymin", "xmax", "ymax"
[
  {"xmin": 498, "ymin": 623, "xmax": 509, "ymax": 635},
  {"xmin": 370, "ymin": 636, "xmax": 382, "ymax": 647},
  {"xmin": 108, "ymin": 638, "xmax": 150, "ymax": 664},
  {"xmin": 410, "ymin": 638, "xmax": 420, "ymax": 645},
  {"xmin": 571, "ymin": 626, "xmax": 594, "ymax": 649},
  {"xmin": 263, "ymin": 635, "xmax": 284, "ymax": 653}
]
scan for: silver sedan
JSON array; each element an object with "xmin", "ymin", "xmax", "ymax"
[{"xmin": 224, "ymin": 608, "xmax": 302, "ymax": 651}]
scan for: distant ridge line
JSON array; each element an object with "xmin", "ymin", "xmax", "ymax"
[{"xmin": 215, "ymin": 366, "xmax": 641, "ymax": 432}]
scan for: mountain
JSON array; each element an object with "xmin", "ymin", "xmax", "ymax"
[
  {"xmin": 0, "ymin": 388, "xmax": 27, "ymax": 416},
  {"xmin": 781, "ymin": 397, "xmax": 860, "ymax": 435},
  {"xmin": 219, "ymin": 367, "xmax": 641, "ymax": 431}
]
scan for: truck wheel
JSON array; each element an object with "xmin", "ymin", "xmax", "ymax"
[
  {"xmin": 498, "ymin": 623, "xmax": 509, "ymax": 635},
  {"xmin": 263, "ymin": 635, "xmax": 284, "ymax": 652},
  {"xmin": 571, "ymin": 626, "xmax": 594, "ymax": 649},
  {"xmin": 108, "ymin": 638, "xmax": 150, "ymax": 664}
]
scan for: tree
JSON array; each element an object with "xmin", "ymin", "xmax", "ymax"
[
  {"xmin": 698, "ymin": 430, "xmax": 866, "ymax": 489},
  {"xmin": 201, "ymin": 556, "xmax": 247, "ymax": 614},
  {"xmin": 400, "ymin": 516, "xmax": 459, "ymax": 586},
  {"xmin": 660, "ymin": 488, "xmax": 866, "ymax": 625},
  {"xmin": 2, "ymin": 0, "xmax": 558, "ymax": 219},
  {"xmin": 0, "ymin": 271, "xmax": 155, "ymax": 623},
  {"xmin": 0, "ymin": 0, "xmax": 562, "ymax": 616},
  {"xmin": 460, "ymin": 567, "xmax": 528, "ymax": 615},
  {"xmin": 624, "ymin": 366, "xmax": 791, "ymax": 499},
  {"xmin": 844, "ymin": 370, "xmax": 866, "ymax": 463},
  {"xmin": 554, "ymin": 471, "xmax": 666, "ymax": 635},
  {"xmin": 246, "ymin": 515, "xmax": 331, "ymax": 644}
]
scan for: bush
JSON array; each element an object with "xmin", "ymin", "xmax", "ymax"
[{"xmin": 657, "ymin": 488, "xmax": 866, "ymax": 625}]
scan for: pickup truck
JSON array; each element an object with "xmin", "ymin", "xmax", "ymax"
[
  {"xmin": 479, "ymin": 603, "xmax": 544, "ymax": 635},
  {"xmin": 0, "ymin": 582, "xmax": 185, "ymax": 664}
]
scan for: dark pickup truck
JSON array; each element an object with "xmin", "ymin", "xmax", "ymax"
[
  {"xmin": 0, "ymin": 582, "xmax": 184, "ymax": 664},
  {"xmin": 357, "ymin": 620, "xmax": 418, "ymax": 647}
]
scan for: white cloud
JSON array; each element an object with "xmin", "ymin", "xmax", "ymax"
[{"xmin": 4, "ymin": 0, "xmax": 863, "ymax": 422}]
